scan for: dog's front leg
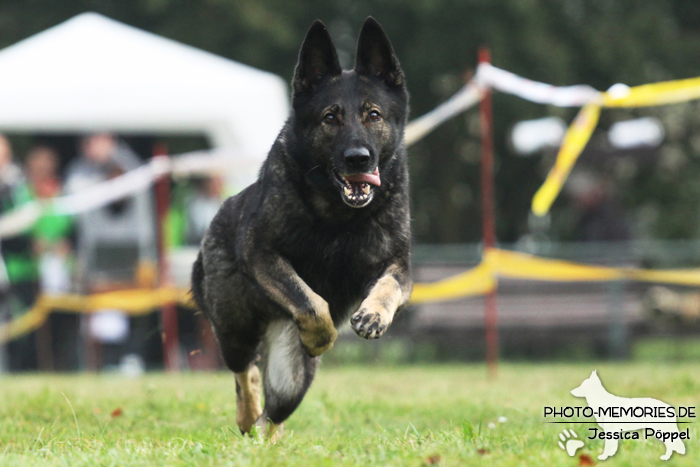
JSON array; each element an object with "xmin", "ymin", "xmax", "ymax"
[
  {"xmin": 351, "ymin": 263, "xmax": 412, "ymax": 339},
  {"xmin": 249, "ymin": 252, "xmax": 337, "ymax": 356}
]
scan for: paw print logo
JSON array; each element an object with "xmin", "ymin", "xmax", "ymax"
[{"xmin": 558, "ymin": 429, "xmax": 584, "ymax": 457}]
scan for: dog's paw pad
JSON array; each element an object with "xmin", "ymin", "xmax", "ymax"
[
  {"xmin": 351, "ymin": 309, "xmax": 387, "ymax": 339},
  {"xmin": 557, "ymin": 429, "xmax": 584, "ymax": 457}
]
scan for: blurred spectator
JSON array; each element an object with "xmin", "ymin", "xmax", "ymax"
[
  {"xmin": 26, "ymin": 146, "xmax": 74, "ymax": 293},
  {"xmin": 65, "ymin": 133, "xmax": 156, "ymax": 288},
  {"xmin": 186, "ymin": 176, "xmax": 224, "ymax": 244},
  {"xmin": 65, "ymin": 133, "xmax": 140, "ymax": 193},
  {"xmin": 166, "ymin": 175, "xmax": 224, "ymax": 247},
  {"xmin": 65, "ymin": 133, "xmax": 157, "ymax": 370},
  {"xmin": 25, "ymin": 146, "xmax": 78, "ymax": 371},
  {"xmin": 0, "ymin": 135, "xmax": 39, "ymax": 371},
  {"xmin": 568, "ymin": 170, "xmax": 631, "ymax": 242}
]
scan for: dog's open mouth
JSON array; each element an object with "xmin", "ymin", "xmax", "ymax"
[{"xmin": 334, "ymin": 168, "xmax": 381, "ymax": 208}]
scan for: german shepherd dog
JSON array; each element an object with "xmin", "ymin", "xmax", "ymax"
[{"xmin": 191, "ymin": 17, "xmax": 411, "ymax": 438}]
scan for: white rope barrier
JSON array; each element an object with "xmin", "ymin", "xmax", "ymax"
[
  {"xmin": 404, "ymin": 81, "xmax": 482, "ymax": 145},
  {"xmin": 476, "ymin": 63, "xmax": 602, "ymax": 107},
  {"xmin": 0, "ymin": 64, "xmax": 617, "ymax": 238}
]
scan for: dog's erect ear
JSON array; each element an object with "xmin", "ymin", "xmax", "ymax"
[
  {"xmin": 355, "ymin": 17, "xmax": 404, "ymax": 88},
  {"xmin": 293, "ymin": 21, "xmax": 342, "ymax": 96}
]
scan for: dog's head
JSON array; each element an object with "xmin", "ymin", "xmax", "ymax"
[
  {"xmin": 290, "ymin": 17, "xmax": 408, "ymax": 209},
  {"xmin": 571, "ymin": 370, "xmax": 602, "ymax": 398}
]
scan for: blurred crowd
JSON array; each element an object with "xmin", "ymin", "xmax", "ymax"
[{"xmin": 0, "ymin": 133, "xmax": 223, "ymax": 373}]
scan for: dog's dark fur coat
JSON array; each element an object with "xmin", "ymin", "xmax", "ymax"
[{"xmin": 191, "ymin": 17, "xmax": 411, "ymax": 434}]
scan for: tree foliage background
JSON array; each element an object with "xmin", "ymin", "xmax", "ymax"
[{"xmin": 2, "ymin": 0, "xmax": 700, "ymax": 244}]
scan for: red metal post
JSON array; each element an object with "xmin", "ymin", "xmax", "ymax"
[
  {"xmin": 479, "ymin": 47, "xmax": 499, "ymax": 378},
  {"xmin": 153, "ymin": 143, "xmax": 180, "ymax": 372}
]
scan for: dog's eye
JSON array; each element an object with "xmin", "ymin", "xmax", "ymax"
[
  {"xmin": 369, "ymin": 110, "xmax": 382, "ymax": 122},
  {"xmin": 323, "ymin": 113, "xmax": 336, "ymax": 124}
]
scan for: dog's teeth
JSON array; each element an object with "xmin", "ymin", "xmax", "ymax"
[
  {"xmin": 362, "ymin": 184, "xmax": 370, "ymax": 194},
  {"xmin": 343, "ymin": 186, "xmax": 352, "ymax": 196}
]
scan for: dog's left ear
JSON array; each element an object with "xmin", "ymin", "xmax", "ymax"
[{"xmin": 355, "ymin": 17, "xmax": 404, "ymax": 88}]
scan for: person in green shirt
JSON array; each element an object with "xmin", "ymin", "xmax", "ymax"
[
  {"xmin": 0, "ymin": 135, "xmax": 39, "ymax": 371},
  {"xmin": 26, "ymin": 146, "xmax": 76, "ymax": 371}
]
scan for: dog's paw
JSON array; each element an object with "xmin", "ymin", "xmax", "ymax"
[
  {"xmin": 351, "ymin": 305, "xmax": 391, "ymax": 339},
  {"xmin": 297, "ymin": 314, "xmax": 338, "ymax": 357}
]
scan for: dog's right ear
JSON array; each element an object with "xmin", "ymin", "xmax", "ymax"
[{"xmin": 293, "ymin": 21, "xmax": 341, "ymax": 97}]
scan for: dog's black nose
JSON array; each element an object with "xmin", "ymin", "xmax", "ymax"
[{"xmin": 344, "ymin": 147, "xmax": 371, "ymax": 170}]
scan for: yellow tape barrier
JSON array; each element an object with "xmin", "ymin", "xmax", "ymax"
[
  {"xmin": 532, "ymin": 75, "xmax": 700, "ymax": 216},
  {"xmin": 0, "ymin": 287, "xmax": 191, "ymax": 345},
  {"xmin": 408, "ymin": 248, "xmax": 700, "ymax": 305},
  {"xmin": 410, "ymin": 261, "xmax": 496, "ymax": 304},
  {"xmin": 5, "ymin": 249, "xmax": 700, "ymax": 342}
]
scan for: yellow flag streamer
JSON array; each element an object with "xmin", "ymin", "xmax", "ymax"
[
  {"xmin": 531, "ymin": 103, "xmax": 601, "ymax": 216},
  {"xmin": 532, "ymin": 75, "xmax": 700, "ymax": 216}
]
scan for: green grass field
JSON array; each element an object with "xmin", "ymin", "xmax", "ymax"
[{"xmin": 0, "ymin": 363, "xmax": 698, "ymax": 466}]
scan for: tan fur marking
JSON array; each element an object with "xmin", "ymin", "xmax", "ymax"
[
  {"xmin": 254, "ymin": 417, "xmax": 284, "ymax": 443},
  {"xmin": 295, "ymin": 301, "xmax": 337, "ymax": 357},
  {"xmin": 252, "ymin": 255, "xmax": 337, "ymax": 356},
  {"xmin": 267, "ymin": 422, "xmax": 284, "ymax": 443},
  {"xmin": 351, "ymin": 264, "xmax": 411, "ymax": 339},
  {"xmin": 363, "ymin": 275, "xmax": 403, "ymax": 322},
  {"xmin": 235, "ymin": 365, "xmax": 263, "ymax": 433}
]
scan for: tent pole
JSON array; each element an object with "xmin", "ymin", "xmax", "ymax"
[{"xmin": 479, "ymin": 46, "xmax": 499, "ymax": 378}]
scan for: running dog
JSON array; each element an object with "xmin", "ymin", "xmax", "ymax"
[{"xmin": 191, "ymin": 17, "xmax": 411, "ymax": 439}]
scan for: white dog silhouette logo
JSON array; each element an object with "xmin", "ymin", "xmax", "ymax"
[{"xmin": 571, "ymin": 370, "xmax": 686, "ymax": 461}]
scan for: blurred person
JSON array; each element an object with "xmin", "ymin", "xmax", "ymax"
[
  {"xmin": 26, "ymin": 146, "xmax": 78, "ymax": 371},
  {"xmin": 65, "ymin": 133, "xmax": 140, "ymax": 193},
  {"xmin": 0, "ymin": 135, "xmax": 40, "ymax": 371},
  {"xmin": 65, "ymin": 133, "xmax": 157, "ymax": 370},
  {"xmin": 27, "ymin": 146, "xmax": 74, "ymax": 294},
  {"xmin": 184, "ymin": 175, "xmax": 224, "ymax": 369},
  {"xmin": 65, "ymin": 133, "xmax": 155, "ymax": 286},
  {"xmin": 186, "ymin": 175, "xmax": 224, "ymax": 245},
  {"xmin": 567, "ymin": 170, "xmax": 631, "ymax": 242}
]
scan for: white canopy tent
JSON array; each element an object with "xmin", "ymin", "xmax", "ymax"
[{"xmin": 0, "ymin": 12, "xmax": 290, "ymax": 186}]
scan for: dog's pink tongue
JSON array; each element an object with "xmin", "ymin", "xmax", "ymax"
[{"xmin": 343, "ymin": 168, "xmax": 381, "ymax": 187}]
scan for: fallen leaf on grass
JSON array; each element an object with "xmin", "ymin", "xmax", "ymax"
[
  {"xmin": 579, "ymin": 453, "xmax": 594, "ymax": 466},
  {"xmin": 477, "ymin": 448, "xmax": 490, "ymax": 455},
  {"xmin": 110, "ymin": 408, "xmax": 123, "ymax": 418},
  {"xmin": 425, "ymin": 454, "xmax": 441, "ymax": 464}
]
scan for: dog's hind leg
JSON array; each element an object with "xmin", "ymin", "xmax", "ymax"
[
  {"xmin": 235, "ymin": 364, "xmax": 263, "ymax": 434},
  {"xmin": 256, "ymin": 320, "xmax": 319, "ymax": 442},
  {"xmin": 215, "ymin": 327, "xmax": 263, "ymax": 434}
]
